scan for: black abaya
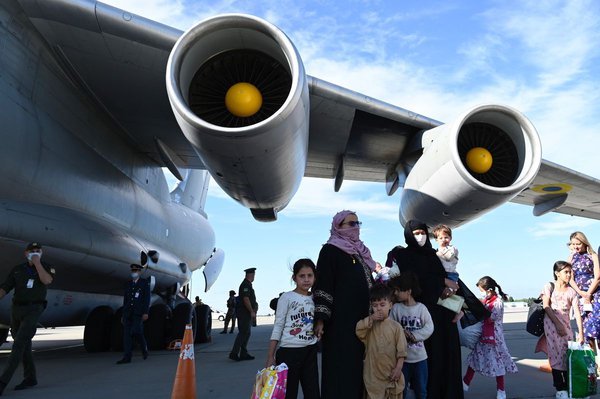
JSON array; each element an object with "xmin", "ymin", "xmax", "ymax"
[{"xmin": 314, "ymin": 244, "xmax": 373, "ymax": 399}]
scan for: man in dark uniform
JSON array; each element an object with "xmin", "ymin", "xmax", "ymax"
[
  {"xmin": 220, "ymin": 290, "xmax": 236, "ymax": 334},
  {"xmin": 0, "ymin": 242, "xmax": 54, "ymax": 394},
  {"xmin": 116, "ymin": 263, "xmax": 150, "ymax": 364},
  {"xmin": 228, "ymin": 267, "xmax": 257, "ymax": 361}
]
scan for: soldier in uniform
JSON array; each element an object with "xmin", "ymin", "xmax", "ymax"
[
  {"xmin": 0, "ymin": 242, "xmax": 54, "ymax": 394},
  {"xmin": 116, "ymin": 263, "xmax": 150, "ymax": 364},
  {"xmin": 229, "ymin": 268, "xmax": 257, "ymax": 361},
  {"xmin": 220, "ymin": 290, "xmax": 236, "ymax": 334}
]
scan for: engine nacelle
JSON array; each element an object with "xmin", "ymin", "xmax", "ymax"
[
  {"xmin": 399, "ymin": 104, "xmax": 542, "ymax": 228},
  {"xmin": 166, "ymin": 14, "xmax": 310, "ymax": 221}
]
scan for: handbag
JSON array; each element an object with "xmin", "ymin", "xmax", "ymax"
[
  {"xmin": 526, "ymin": 282, "xmax": 554, "ymax": 337},
  {"xmin": 567, "ymin": 341, "xmax": 597, "ymax": 398}
]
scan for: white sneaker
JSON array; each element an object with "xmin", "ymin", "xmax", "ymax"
[
  {"xmin": 496, "ymin": 390, "xmax": 506, "ymax": 399},
  {"xmin": 555, "ymin": 391, "xmax": 569, "ymax": 399},
  {"xmin": 462, "ymin": 381, "xmax": 469, "ymax": 392}
]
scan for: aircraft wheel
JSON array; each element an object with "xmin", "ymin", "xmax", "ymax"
[
  {"xmin": 170, "ymin": 302, "xmax": 196, "ymax": 343},
  {"xmin": 0, "ymin": 328, "xmax": 9, "ymax": 347},
  {"xmin": 195, "ymin": 304, "xmax": 212, "ymax": 343},
  {"xmin": 110, "ymin": 307, "xmax": 124, "ymax": 352},
  {"xmin": 144, "ymin": 303, "xmax": 171, "ymax": 350},
  {"xmin": 84, "ymin": 306, "xmax": 114, "ymax": 352}
]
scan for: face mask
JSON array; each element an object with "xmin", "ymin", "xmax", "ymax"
[
  {"xmin": 414, "ymin": 234, "xmax": 427, "ymax": 247},
  {"xmin": 27, "ymin": 252, "xmax": 42, "ymax": 261},
  {"xmin": 131, "ymin": 272, "xmax": 140, "ymax": 279}
]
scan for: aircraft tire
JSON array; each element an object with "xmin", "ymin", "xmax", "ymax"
[
  {"xmin": 195, "ymin": 304, "xmax": 212, "ymax": 344},
  {"xmin": 84, "ymin": 306, "xmax": 114, "ymax": 352},
  {"xmin": 145, "ymin": 303, "xmax": 171, "ymax": 350},
  {"xmin": 110, "ymin": 307, "xmax": 124, "ymax": 352},
  {"xmin": 170, "ymin": 302, "xmax": 194, "ymax": 342}
]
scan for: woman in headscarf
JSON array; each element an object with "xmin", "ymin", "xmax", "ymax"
[
  {"xmin": 313, "ymin": 210, "xmax": 375, "ymax": 399},
  {"xmin": 386, "ymin": 220, "xmax": 464, "ymax": 399}
]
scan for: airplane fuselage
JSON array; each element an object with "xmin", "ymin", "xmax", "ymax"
[{"xmin": 0, "ymin": 0, "xmax": 215, "ymax": 326}]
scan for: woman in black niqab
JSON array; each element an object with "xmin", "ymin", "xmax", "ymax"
[{"xmin": 386, "ymin": 220, "xmax": 464, "ymax": 399}]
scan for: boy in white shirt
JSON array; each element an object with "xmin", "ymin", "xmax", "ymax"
[{"xmin": 389, "ymin": 272, "xmax": 434, "ymax": 399}]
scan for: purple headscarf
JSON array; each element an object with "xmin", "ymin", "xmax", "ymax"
[{"xmin": 326, "ymin": 210, "xmax": 377, "ymax": 271}]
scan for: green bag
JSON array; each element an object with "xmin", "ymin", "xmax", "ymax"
[{"xmin": 567, "ymin": 342, "xmax": 597, "ymax": 398}]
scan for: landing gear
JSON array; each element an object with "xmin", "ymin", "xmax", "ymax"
[
  {"xmin": 83, "ymin": 306, "xmax": 114, "ymax": 352},
  {"xmin": 171, "ymin": 302, "xmax": 196, "ymax": 343},
  {"xmin": 110, "ymin": 307, "xmax": 124, "ymax": 352},
  {"xmin": 144, "ymin": 303, "xmax": 171, "ymax": 350},
  {"xmin": 195, "ymin": 304, "xmax": 212, "ymax": 343}
]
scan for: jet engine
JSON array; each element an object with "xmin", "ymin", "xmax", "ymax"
[
  {"xmin": 399, "ymin": 104, "xmax": 542, "ymax": 228},
  {"xmin": 166, "ymin": 14, "xmax": 310, "ymax": 221}
]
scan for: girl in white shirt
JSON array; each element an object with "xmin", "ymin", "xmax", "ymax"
[{"xmin": 265, "ymin": 258, "xmax": 319, "ymax": 399}]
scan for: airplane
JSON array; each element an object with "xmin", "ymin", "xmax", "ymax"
[{"xmin": 3, "ymin": 0, "xmax": 600, "ymax": 352}]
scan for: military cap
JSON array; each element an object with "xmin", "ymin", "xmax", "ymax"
[
  {"xmin": 26, "ymin": 242, "xmax": 42, "ymax": 250},
  {"xmin": 130, "ymin": 263, "xmax": 143, "ymax": 271},
  {"xmin": 244, "ymin": 267, "xmax": 257, "ymax": 274},
  {"xmin": 229, "ymin": 290, "xmax": 236, "ymax": 295}
]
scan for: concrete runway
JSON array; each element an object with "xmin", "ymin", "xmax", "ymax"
[{"xmin": 0, "ymin": 310, "xmax": 595, "ymax": 398}]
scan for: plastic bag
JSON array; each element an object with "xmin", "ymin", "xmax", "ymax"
[
  {"xmin": 251, "ymin": 363, "xmax": 288, "ymax": 399},
  {"xmin": 567, "ymin": 341, "xmax": 597, "ymax": 398},
  {"xmin": 458, "ymin": 320, "xmax": 482, "ymax": 349}
]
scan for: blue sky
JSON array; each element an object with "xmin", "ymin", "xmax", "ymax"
[{"xmin": 103, "ymin": 0, "xmax": 600, "ymax": 313}]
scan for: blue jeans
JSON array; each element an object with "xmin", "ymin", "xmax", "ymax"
[
  {"xmin": 403, "ymin": 359, "xmax": 428, "ymax": 399},
  {"xmin": 447, "ymin": 272, "xmax": 459, "ymax": 282}
]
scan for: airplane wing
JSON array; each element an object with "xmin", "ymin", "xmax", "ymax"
[
  {"xmin": 17, "ymin": 0, "xmax": 198, "ymax": 173},
  {"xmin": 18, "ymin": 1, "xmax": 600, "ymax": 226},
  {"xmin": 511, "ymin": 160, "xmax": 600, "ymax": 220}
]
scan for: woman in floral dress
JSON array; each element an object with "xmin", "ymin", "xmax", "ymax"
[
  {"xmin": 567, "ymin": 232, "xmax": 600, "ymax": 352},
  {"xmin": 462, "ymin": 276, "xmax": 517, "ymax": 399},
  {"xmin": 540, "ymin": 261, "xmax": 584, "ymax": 399}
]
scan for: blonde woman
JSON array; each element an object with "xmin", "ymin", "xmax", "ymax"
[{"xmin": 567, "ymin": 231, "xmax": 600, "ymax": 366}]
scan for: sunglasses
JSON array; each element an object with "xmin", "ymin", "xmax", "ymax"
[{"xmin": 341, "ymin": 221, "xmax": 362, "ymax": 227}]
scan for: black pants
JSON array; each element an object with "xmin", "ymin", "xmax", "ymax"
[
  {"xmin": 0, "ymin": 304, "xmax": 44, "ymax": 384},
  {"xmin": 231, "ymin": 309, "xmax": 251, "ymax": 356},
  {"xmin": 552, "ymin": 369, "xmax": 568, "ymax": 391},
  {"xmin": 276, "ymin": 344, "xmax": 320, "ymax": 399}
]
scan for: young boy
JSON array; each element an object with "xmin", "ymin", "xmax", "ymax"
[
  {"xmin": 389, "ymin": 273, "xmax": 434, "ymax": 399},
  {"xmin": 433, "ymin": 224, "xmax": 464, "ymax": 322},
  {"xmin": 356, "ymin": 283, "xmax": 407, "ymax": 399}
]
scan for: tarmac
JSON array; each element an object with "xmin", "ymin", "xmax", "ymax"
[{"xmin": 0, "ymin": 309, "xmax": 596, "ymax": 398}]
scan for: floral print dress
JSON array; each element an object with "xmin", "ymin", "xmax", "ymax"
[
  {"xmin": 542, "ymin": 283, "xmax": 579, "ymax": 370},
  {"xmin": 466, "ymin": 295, "xmax": 518, "ymax": 377},
  {"xmin": 571, "ymin": 252, "xmax": 600, "ymax": 340}
]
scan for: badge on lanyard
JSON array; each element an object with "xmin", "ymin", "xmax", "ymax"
[{"xmin": 26, "ymin": 279, "xmax": 34, "ymax": 289}]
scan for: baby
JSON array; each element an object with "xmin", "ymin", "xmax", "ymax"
[{"xmin": 433, "ymin": 224, "xmax": 463, "ymax": 322}]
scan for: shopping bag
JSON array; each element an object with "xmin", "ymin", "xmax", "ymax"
[
  {"xmin": 251, "ymin": 363, "xmax": 288, "ymax": 399},
  {"xmin": 567, "ymin": 341, "xmax": 597, "ymax": 398}
]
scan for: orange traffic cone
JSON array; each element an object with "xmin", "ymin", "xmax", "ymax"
[{"xmin": 171, "ymin": 324, "xmax": 197, "ymax": 399}]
